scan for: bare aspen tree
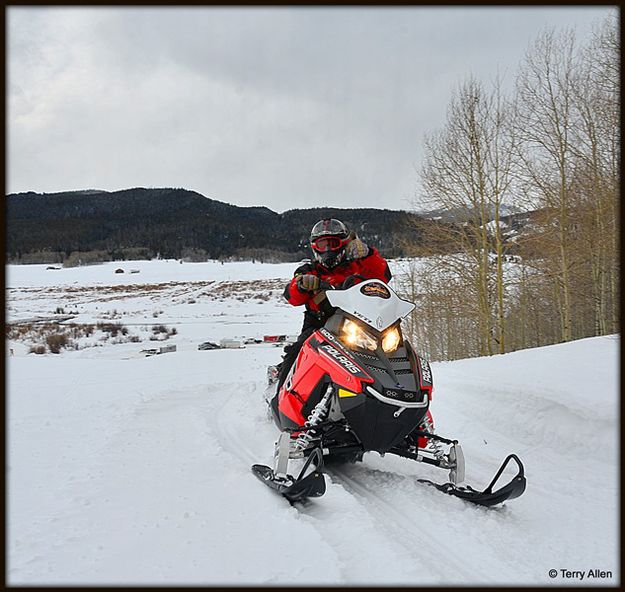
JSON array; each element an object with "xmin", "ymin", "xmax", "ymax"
[
  {"xmin": 515, "ymin": 28, "xmax": 580, "ymax": 342},
  {"xmin": 399, "ymin": 18, "xmax": 618, "ymax": 362},
  {"xmin": 419, "ymin": 76, "xmax": 517, "ymax": 355},
  {"xmin": 574, "ymin": 15, "xmax": 620, "ymax": 334},
  {"xmin": 486, "ymin": 76, "xmax": 518, "ymax": 353},
  {"xmin": 514, "ymin": 19, "xmax": 619, "ymax": 342},
  {"xmin": 570, "ymin": 42, "xmax": 606, "ymax": 333}
]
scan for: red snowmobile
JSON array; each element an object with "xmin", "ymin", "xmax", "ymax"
[{"xmin": 252, "ymin": 278, "xmax": 526, "ymax": 507}]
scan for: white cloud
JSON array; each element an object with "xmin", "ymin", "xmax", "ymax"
[{"xmin": 7, "ymin": 6, "xmax": 616, "ymax": 211}]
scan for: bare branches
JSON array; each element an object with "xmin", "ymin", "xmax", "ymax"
[{"xmin": 403, "ymin": 15, "xmax": 619, "ymax": 360}]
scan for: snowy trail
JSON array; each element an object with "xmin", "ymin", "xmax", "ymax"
[
  {"xmin": 204, "ymin": 375, "xmax": 436, "ymax": 583},
  {"xmin": 7, "ymin": 261, "xmax": 619, "ymax": 585},
  {"xmin": 8, "ymin": 338, "xmax": 619, "ymax": 585}
]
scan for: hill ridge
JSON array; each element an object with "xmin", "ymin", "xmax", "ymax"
[{"xmin": 6, "ymin": 187, "xmax": 440, "ymax": 263}]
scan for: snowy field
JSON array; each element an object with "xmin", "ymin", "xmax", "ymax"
[{"xmin": 6, "ymin": 260, "xmax": 620, "ymax": 585}]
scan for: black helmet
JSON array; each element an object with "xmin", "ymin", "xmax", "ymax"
[{"xmin": 310, "ymin": 218, "xmax": 350, "ymax": 269}]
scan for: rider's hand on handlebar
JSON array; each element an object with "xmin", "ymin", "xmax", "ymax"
[{"xmin": 296, "ymin": 274, "xmax": 320, "ymax": 292}]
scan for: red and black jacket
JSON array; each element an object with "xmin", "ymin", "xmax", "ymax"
[{"xmin": 283, "ymin": 246, "xmax": 392, "ymax": 321}]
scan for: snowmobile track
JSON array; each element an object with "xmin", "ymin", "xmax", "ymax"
[
  {"xmin": 325, "ymin": 465, "xmax": 491, "ymax": 582},
  {"xmin": 207, "ymin": 381, "xmax": 266, "ymax": 468}
]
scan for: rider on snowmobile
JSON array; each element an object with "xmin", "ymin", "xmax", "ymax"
[
  {"xmin": 274, "ymin": 218, "xmax": 392, "ymax": 395},
  {"xmin": 255, "ymin": 220, "xmax": 526, "ymax": 506}
]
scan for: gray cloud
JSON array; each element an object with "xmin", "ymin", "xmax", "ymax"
[{"xmin": 8, "ymin": 6, "xmax": 615, "ymax": 212}]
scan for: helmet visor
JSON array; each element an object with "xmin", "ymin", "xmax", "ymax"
[{"xmin": 312, "ymin": 236, "xmax": 348, "ymax": 253}]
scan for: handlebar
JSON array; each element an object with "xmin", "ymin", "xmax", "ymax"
[
  {"xmin": 340, "ymin": 274, "xmax": 367, "ymax": 289},
  {"xmin": 318, "ymin": 274, "xmax": 367, "ymax": 293},
  {"xmin": 313, "ymin": 274, "xmax": 368, "ymax": 305}
]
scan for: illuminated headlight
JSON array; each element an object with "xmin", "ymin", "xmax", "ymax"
[
  {"xmin": 382, "ymin": 327, "xmax": 401, "ymax": 352},
  {"xmin": 341, "ymin": 319, "xmax": 378, "ymax": 351}
]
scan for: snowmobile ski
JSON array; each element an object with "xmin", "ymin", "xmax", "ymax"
[
  {"xmin": 417, "ymin": 453, "xmax": 526, "ymax": 507},
  {"xmin": 251, "ymin": 464, "xmax": 326, "ymax": 502},
  {"xmin": 251, "ymin": 448, "xmax": 326, "ymax": 503}
]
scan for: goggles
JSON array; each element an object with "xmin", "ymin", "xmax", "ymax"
[{"xmin": 311, "ymin": 236, "xmax": 349, "ymax": 252}]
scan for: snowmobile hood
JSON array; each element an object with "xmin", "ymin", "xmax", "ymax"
[{"xmin": 326, "ymin": 279, "xmax": 415, "ymax": 332}]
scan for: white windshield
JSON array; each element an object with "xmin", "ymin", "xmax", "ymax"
[{"xmin": 325, "ymin": 279, "xmax": 415, "ymax": 332}]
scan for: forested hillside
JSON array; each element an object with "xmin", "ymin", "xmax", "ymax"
[{"xmin": 6, "ymin": 188, "xmax": 446, "ymax": 264}]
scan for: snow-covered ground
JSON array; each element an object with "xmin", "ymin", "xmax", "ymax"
[{"xmin": 6, "ymin": 260, "xmax": 620, "ymax": 585}]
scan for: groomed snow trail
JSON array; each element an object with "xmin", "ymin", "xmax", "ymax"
[{"xmin": 8, "ymin": 334, "xmax": 619, "ymax": 585}]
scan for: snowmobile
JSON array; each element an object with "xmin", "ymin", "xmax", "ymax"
[{"xmin": 252, "ymin": 277, "xmax": 526, "ymax": 507}]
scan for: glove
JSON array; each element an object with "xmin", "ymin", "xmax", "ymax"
[
  {"xmin": 296, "ymin": 274, "xmax": 320, "ymax": 292},
  {"xmin": 345, "ymin": 238, "xmax": 369, "ymax": 260}
]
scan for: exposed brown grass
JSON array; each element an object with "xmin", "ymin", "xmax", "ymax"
[
  {"xmin": 46, "ymin": 333, "xmax": 69, "ymax": 354},
  {"xmin": 96, "ymin": 322, "xmax": 128, "ymax": 337},
  {"xmin": 8, "ymin": 320, "xmax": 145, "ymax": 353}
]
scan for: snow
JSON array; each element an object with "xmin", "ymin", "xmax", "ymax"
[
  {"xmin": 6, "ymin": 259, "xmax": 300, "ymax": 288},
  {"xmin": 484, "ymin": 218, "xmax": 509, "ymax": 233},
  {"xmin": 7, "ymin": 260, "xmax": 619, "ymax": 585}
]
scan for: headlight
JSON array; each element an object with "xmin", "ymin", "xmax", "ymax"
[
  {"xmin": 382, "ymin": 327, "xmax": 401, "ymax": 352},
  {"xmin": 341, "ymin": 319, "xmax": 378, "ymax": 351}
]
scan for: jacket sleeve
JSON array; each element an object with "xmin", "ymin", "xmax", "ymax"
[
  {"xmin": 354, "ymin": 247, "xmax": 392, "ymax": 283},
  {"xmin": 283, "ymin": 263, "xmax": 317, "ymax": 306}
]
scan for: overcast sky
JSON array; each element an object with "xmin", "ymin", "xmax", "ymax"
[{"xmin": 8, "ymin": 6, "xmax": 616, "ymax": 213}]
